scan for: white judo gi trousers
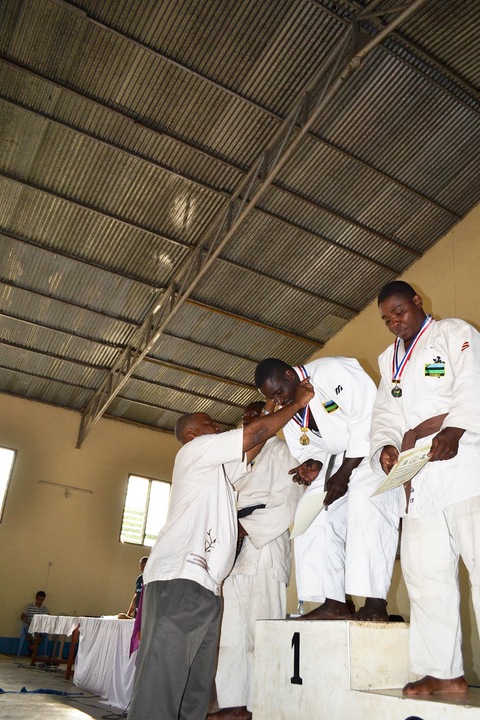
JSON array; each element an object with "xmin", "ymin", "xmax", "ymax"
[
  {"xmin": 215, "ymin": 570, "xmax": 286, "ymax": 711},
  {"xmin": 295, "ymin": 462, "xmax": 399, "ymax": 602},
  {"xmin": 401, "ymin": 495, "xmax": 480, "ymax": 679}
]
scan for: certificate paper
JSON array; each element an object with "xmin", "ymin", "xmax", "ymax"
[
  {"xmin": 290, "ymin": 490, "xmax": 327, "ymax": 539},
  {"xmin": 371, "ymin": 444, "xmax": 431, "ymax": 496}
]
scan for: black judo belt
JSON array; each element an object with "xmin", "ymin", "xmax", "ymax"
[
  {"xmin": 323, "ymin": 453, "xmax": 338, "ymax": 491},
  {"xmin": 235, "ymin": 504, "xmax": 266, "ymax": 559}
]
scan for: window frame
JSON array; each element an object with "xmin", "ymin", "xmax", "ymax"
[
  {"xmin": 0, "ymin": 446, "xmax": 17, "ymax": 523},
  {"xmin": 119, "ymin": 472, "xmax": 170, "ymax": 547}
]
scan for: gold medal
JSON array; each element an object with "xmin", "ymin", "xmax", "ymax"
[{"xmin": 300, "ymin": 428, "xmax": 310, "ymax": 446}]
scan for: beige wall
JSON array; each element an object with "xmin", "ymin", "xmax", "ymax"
[
  {"xmin": 291, "ymin": 201, "xmax": 480, "ymax": 683},
  {"xmin": 0, "ymin": 396, "xmax": 179, "ymax": 637}
]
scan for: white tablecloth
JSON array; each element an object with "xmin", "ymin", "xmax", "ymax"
[
  {"xmin": 73, "ymin": 617, "xmax": 137, "ymax": 710},
  {"xmin": 29, "ymin": 614, "xmax": 80, "ymax": 636},
  {"xmin": 29, "ymin": 614, "xmax": 137, "ymax": 709}
]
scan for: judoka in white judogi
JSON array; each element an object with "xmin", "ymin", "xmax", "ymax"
[
  {"xmin": 371, "ymin": 296, "xmax": 480, "ymax": 691},
  {"xmin": 287, "ymin": 358, "xmax": 399, "ymax": 605},
  {"xmin": 213, "ymin": 433, "xmax": 301, "ymax": 714},
  {"xmin": 256, "ymin": 357, "xmax": 400, "ymax": 618}
]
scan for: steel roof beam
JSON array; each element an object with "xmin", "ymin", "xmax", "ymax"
[
  {"xmin": 47, "ymin": 1, "xmax": 465, "ymax": 213},
  {"xmin": 75, "ymin": 0, "xmax": 430, "ymax": 447},
  {"xmin": 324, "ymin": 0, "xmax": 480, "ymax": 108},
  {"xmin": 0, "ymin": 93, "xmax": 406, "ymax": 279},
  {"xmin": 0, "ymin": 61, "xmax": 424, "ymax": 263},
  {"xmin": 0, "ymin": 292, "xmax": 261, "ymax": 366},
  {"xmin": 0, "ymin": 362, "xmax": 238, "ymax": 429},
  {"xmin": 0, "ymin": 171, "xmax": 361, "ymax": 313},
  {"xmin": 0, "ymin": 225, "xmax": 324, "ymax": 345},
  {"xmin": 0, "ymin": 337, "xmax": 249, "ymax": 408},
  {"xmin": 0, "ymin": 278, "xmax": 267, "ymax": 366},
  {"xmin": 0, "ymin": 308, "xmax": 257, "ymax": 391}
]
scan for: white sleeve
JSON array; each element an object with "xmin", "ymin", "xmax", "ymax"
[
  {"xmin": 321, "ymin": 359, "xmax": 376, "ymax": 458},
  {"xmin": 239, "ymin": 444, "xmax": 302, "ymax": 550},
  {"xmin": 440, "ymin": 320, "xmax": 480, "ymax": 437},
  {"xmin": 369, "ymin": 350, "xmax": 405, "ymax": 474},
  {"xmin": 188, "ymin": 428, "xmax": 244, "ymax": 471}
]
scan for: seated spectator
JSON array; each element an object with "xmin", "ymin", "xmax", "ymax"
[{"xmin": 20, "ymin": 591, "xmax": 49, "ymax": 653}]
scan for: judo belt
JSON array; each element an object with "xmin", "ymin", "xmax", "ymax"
[
  {"xmin": 400, "ymin": 412, "xmax": 448, "ymax": 512},
  {"xmin": 235, "ymin": 504, "xmax": 267, "ymax": 559},
  {"xmin": 323, "ymin": 453, "xmax": 337, "ymax": 491}
]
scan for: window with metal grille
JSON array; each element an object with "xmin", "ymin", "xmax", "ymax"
[
  {"xmin": 120, "ymin": 474, "xmax": 170, "ymax": 546},
  {"xmin": 0, "ymin": 447, "xmax": 16, "ymax": 522}
]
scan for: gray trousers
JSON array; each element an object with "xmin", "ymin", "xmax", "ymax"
[{"xmin": 128, "ymin": 578, "xmax": 222, "ymax": 720}]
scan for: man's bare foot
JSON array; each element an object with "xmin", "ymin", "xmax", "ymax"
[
  {"xmin": 296, "ymin": 598, "xmax": 352, "ymax": 621},
  {"xmin": 403, "ymin": 675, "xmax": 469, "ymax": 695},
  {"xmin": 206, "ymin": 706, "xmax": 252, "ymax": 720},
  {"xmin": 353, "ymin": 598, "xmax": 389, "ymax": 622}
]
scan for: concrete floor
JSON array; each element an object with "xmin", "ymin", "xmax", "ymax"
[{"xmin": 0, "ymin": 654, "xmax": 126, "ymax": 720}]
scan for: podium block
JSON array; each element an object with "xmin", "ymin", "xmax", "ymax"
[{"xmin": 254, "ymin": 620, "xmax": 480, "ymax": 720}]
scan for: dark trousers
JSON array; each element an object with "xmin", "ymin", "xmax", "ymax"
[{"xmin": 128, "ymin": 578, "xmax": 222, "ymax": 720}]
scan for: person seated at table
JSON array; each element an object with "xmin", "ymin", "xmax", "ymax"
[
  {"xmin": 118, "ymin": 556, "xmax": 149, "ymax": 619},
  {"xmin": 20, "ymin": 591, "xmax": 49, "ymax": 653}
]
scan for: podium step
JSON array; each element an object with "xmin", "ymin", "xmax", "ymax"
[{"xmin": 253, "ymin": 619, "xmax": 480, "ymax": 720}]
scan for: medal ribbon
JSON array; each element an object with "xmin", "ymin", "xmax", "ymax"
[
  {"xmin": 293, "ymin": 365, "xmax": 310, "ymax": 428},
  {"xmin": 392, "ymin": 314, "xmax": 433, "ymax": 384}
]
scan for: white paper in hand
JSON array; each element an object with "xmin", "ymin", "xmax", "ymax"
[
  {"xmin": 290, "ymin": 490, "xmax": 327, "ymax": 539},
  {"xmin": 371, "ymin": 444, "xmax": 431, "ymax": 497}
]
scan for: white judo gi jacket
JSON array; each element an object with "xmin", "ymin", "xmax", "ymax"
[
  {"xmin": 233, "ymin": 436, "xmax": 302, "ymax": 582},
  {"xmin": 284, "ymin": 357, "xmax": 375, "ymax": 461},
  {"xmin": 214, "ymin": 437, "xmax": 301, "ymax": 710},
  {"xmin": 370, "ymin": 318, "xmax": 480, "ymax": 680},
  {"xmin": 370, "ymin": 318, "xmax": 480, "ymax": 517},
  {"xmin": 283, "ymin": 357, "xmax": 399, "ymax": 602}
]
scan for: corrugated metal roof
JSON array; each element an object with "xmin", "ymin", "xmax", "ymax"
[{"xmin": 1, "ymin": 0, "xmax": 480, "ymax": 442}]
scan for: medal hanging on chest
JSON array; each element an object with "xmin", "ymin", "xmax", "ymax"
[
  {"xmin": 391, "ymin": 314, "xmax": 433, "ymax": 398},
  {"xmin": 295, "ymin": 364, "xmax": 311, "ymax": 445},
  {"xmin": 300, "ymin": 426, "xmax": 310, "ymax": 446},
  {"xmin": 391, "ymin": 381, "xmax": 402, "ymax": 398}
]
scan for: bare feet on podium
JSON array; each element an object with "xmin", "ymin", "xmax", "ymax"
[
  {"xmin": 206, "ymin": 706, "xmax": 252, "ymax": 719},
  {"xmin": 403, "ymin": 675, "xmax": 468, "ymax": 695},
  {"xmin": 295, "ymin": 598, "xmax": 352, "ymax": 620},
  {"xmin": 353, "ymin": 598, "xmax": 389, "ymax": 622}
]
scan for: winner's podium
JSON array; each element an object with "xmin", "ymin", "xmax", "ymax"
[{"xmin": 254, "ymin": 620, "xmax": 480, "ymax": 720}]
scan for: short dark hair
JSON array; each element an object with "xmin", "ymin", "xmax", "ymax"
[
  {"xmin": 377, "ymin": 280, "xmax": 416, "ymax": 305},
  {"xmin": 36, "ymin": 591, "xmax": 46, "ymax": 598},
  {"xmin": 243, "ymin": 400, "xmax": 265, "ymax": 414},
  {"xmin": 254, "ymin": 358, "xmax": 292, "ymax": 388}
]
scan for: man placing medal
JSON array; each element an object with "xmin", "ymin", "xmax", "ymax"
[{"xmin": 255, "ymin": 357, "xmax": 400, "ymax": 622}]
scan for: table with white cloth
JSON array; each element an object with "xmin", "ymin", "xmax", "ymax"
[
  {"xmin": 73, "ymin": 616, "xmax": 137, "ymax": 710},
  {"xmin": 29, "ymin": 614, "xmax": 80, "ymax": 680},
  {"xmin": 29, "ymin": 615, "xmax": 137, "ymax": 709}
]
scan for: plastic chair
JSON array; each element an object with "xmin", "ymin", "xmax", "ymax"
[
  {"xmin": 17, "ymin": 623, "xmax": 48, "ymax": 656},
  {"xmin": 17, "ymin": 624, "xmax": 29, "ymax": 655}
]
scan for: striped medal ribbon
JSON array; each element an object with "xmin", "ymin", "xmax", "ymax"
[{"xmin": 391, "ymin": 314, "xmax": 433, "ymax": 398}]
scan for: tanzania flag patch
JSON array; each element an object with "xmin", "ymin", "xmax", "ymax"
[
  {"xmin": 424, "ymin": 362, "xmax": 445, "ymax": 377},
  {"xmin": 323, "ymin": 400, "xmax": 339, "ymax": 413}
]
